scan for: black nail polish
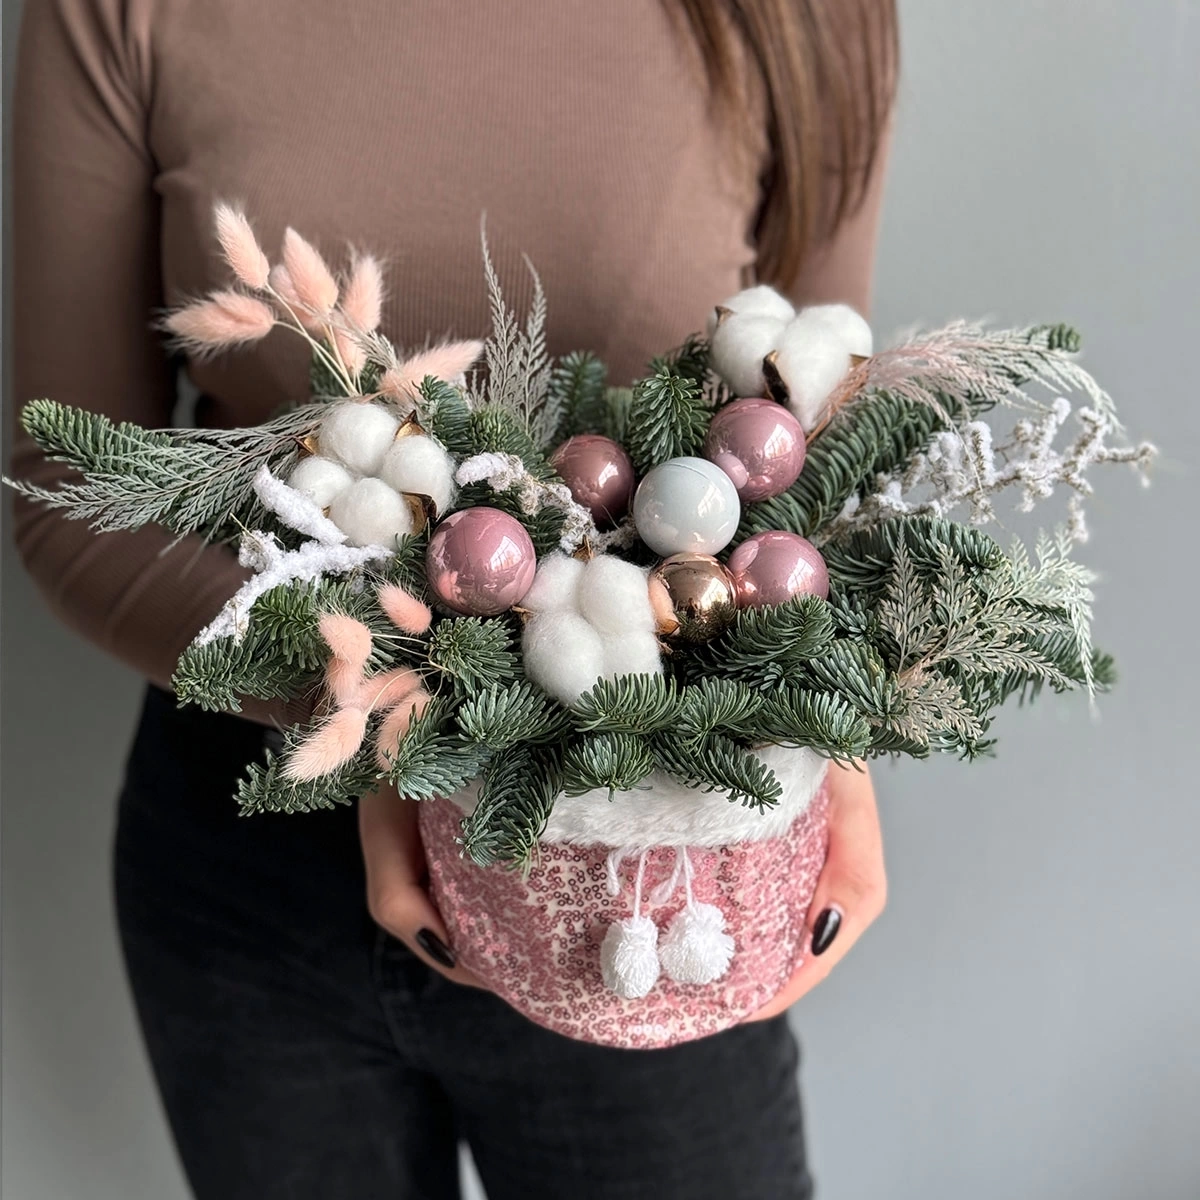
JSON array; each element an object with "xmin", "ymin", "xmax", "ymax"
[
  {"xmin": 811, "ymin": 908, "xmax": 842, "ymax": 956},
  {"xmin": 415, "ymin": 928, "xmax": 456, "ymax": 969}
]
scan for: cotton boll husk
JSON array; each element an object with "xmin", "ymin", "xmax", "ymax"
[
  {"xmin": 709, "ymin": 312, "xmax": 788, "ymax": 397},
  {"xmin": 327, "ymin": 477, "xmax": 414, "ymax": 548},
  {"xmin": 288, "ymin": 455, "xmax": 355, "ymax": 509},
  {"xmin": 600, "ymin": 631, "xmax": 663, "ymax": 681},
  {"xmin": 577, "ymin": 555, "xmax": 656, "ymax": 634},
  {"xmin": 522, "ymin": 612, "xmax": 606, "ymax": 706},
  {"xmin": 378, "ymin": 435, "xmax": 457, "ymax": 516},
  {"xmin": 795, "ymin": 303, "xmax": 873, "ymax": 357},
  {"xmin": 705, "ymin": 285, "xmax": 795, "ymax": 338},
  {"xmin": 319, "ymin": 401, "xmax": 400, "ymax": 476},
  {"xmin": 521, "ymin": 553, "xmax": 585, "ymax": 615}
]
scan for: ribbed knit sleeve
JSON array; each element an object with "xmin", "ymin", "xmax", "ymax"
[{"xmin": 9, "ymin": 0, "xmax": 302, "ymax": 726}]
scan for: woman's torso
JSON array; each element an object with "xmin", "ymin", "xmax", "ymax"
[{"xmin": 137, "ymin": 0, "xmax": 770, "ymax": 420}]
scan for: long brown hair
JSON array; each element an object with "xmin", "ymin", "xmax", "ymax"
[{"xmin": 666, "ymin": 0, "xmax": 898, "ymax": 290}]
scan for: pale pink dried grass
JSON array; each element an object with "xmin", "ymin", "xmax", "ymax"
[
  {"xmin": 214, "ymin": 204, "xmax": 270, "ymax": 290},
  {"xmin": 381, "ymin": 340, "xmax": 484, "ymax": 402},
  {"xmin": 285, "ymin": 707, "xmax": 369, "ymax": 781},
  {"xmin": 377, "ymin": 584, "xmax": 432, "ymax": 634},
  {"xmin": 341, "ymin": 253, "xmax": 384, "ymax": 332},
  {"xmin": 374, "ymin": 690, "xmax": 432, "ymax": 770},
  {"xmin": 164, "ymin": 291, "xmax": 277, "ymax": 352},
  {"xmin": 282, "ymin": 227, "xmax": 339, "ymax": 316}
]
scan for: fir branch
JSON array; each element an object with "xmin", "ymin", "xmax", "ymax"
[
  {"xmin": 461, "ymin": 745, "xmax": 563, "ymax": 870},
  {"xmin": 418, "ymin": 376, "xmax": 474, "ymax": 457},
  {"xmin": 456, "ymin": 681, "xmax": 571, "ymax": 750},
  {"xmin": 237, "ymin": 736, "xmax": 381, "ymax": 816},
  {"xmin": 561, "ymin": 732, "xmax": 656, "ymax": 795},
  {"xmin": 572, "ymin": 674, "xmax": 681, "ymax": 735},
  {"xmin": 624, "ymin": 362, "xmax": 710, "ymax": 475},
  {"xmin": 800, "ymin": 640, "xmax": 903, "ymax": 723},
  {"xmin": 676, "ymin": 678, "xmax": 763, "ymax": 740},
  {"xmin": 383, "ymin": 698, "xmax": 490, "ymax": 801},
  {"xmin": 551, "ymin": 351, "xmax": 609, "ymax": 441},
  {"xmin": 756, "ymin": 688, "xmax": 873, "ymax": 761},
  {"xmin": 654, "ymin": 733, "xmax": 783, "ymax": 811},
  {"xmin": 426, "ymin": 618, "xmax": 519, "ymax": 695}
]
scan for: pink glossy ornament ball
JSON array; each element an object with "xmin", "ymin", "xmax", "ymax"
[
  {"xmin": 726, "ymin": 530, "xmax": 829, "ymax": 609},
  {"xmin": 703, "ymin": 398, "xmax": 806, "ymax": 502},
  {"xmin": 425, "ymin": 507, "xmax": 537, "ymax": 616},
  {"xmin": 551, "ymin": 435, "xmax": 636, "ymax": 526}
]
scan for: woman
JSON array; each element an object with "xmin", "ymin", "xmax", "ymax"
[{"xmin": 12, "ymin": 2, "xmax": 896, "ymax": 1196}]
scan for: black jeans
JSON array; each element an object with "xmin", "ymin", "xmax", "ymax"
[{"xmin": 114, "ymin": 687, "xmax": 813, "ymax": 1199}]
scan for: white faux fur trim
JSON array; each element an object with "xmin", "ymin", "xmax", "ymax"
[{"xmin": 446, "ymin": 744, "xmax": 828, "ymax": 849}]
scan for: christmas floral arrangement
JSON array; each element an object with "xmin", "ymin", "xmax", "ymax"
[{"xmin": 10, "ymin": 208, "xmax": 1154, "ymax": 1047}]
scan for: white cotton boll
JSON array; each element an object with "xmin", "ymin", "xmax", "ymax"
[
  {"xmin": 658, "ymin": 904, "xmax": 734, "ymax": 986},
  {"xmin": 522, "ymin": 553, "xmax": 585, "ymax": 615},
  {"xmin": 770, "ymin": 313, "xmax": 861, "ymax": 432},
  {"xmin": 600, "ymin": 631, "xmax": 663, "ymax": 681},
  {"xmin": 705, "ymin": 285, "xmax": 795, "ymax": 338},
  {"xmin": 709, "ymin": 312, "xmax": 787, "ymax": 397},
  {"xmin": 795, "ymin": 303, "xmax": 873, "ymax": 357},
  {"xmin": 327, "ymin": 477, "xmax": 414, "ymax": 548},
  {"xmin": 319, "ymin": 401, "xmax": 400, "ymax": 477},
  {"xmin": 600, "ymin": 915, "xmax": 660, "ymax": 999},
  {"xmin": 577, "ymin": 556, "xmax": 656, "ymax": 634},
  {"xmin": 378, "ymin": 435, "xmax": 457, "ymax": 515},
  {"xmin": 287, "ymin": 455, "xmax": 355, "ymax": 509},
  {"xmin": 522, "ymin": 612, "xmax": 606, "ymax": 706}
]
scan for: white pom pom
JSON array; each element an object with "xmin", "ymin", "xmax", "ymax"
[
  {"xmin": 770, "ymin": 313, "xmax": 861, "ymax": 432},
  {"xmin": 657, "ymin": 903, "xmax": 735, "ymax": 985},
  {"xmin": 378, "ymin": 435, "xmax": 457, "ymax": 516},
  {"xmin": 522, "ymin": 611, "xmax": 606, "ymax": 705},
  {"xmin": 705, "ymin": 285, "xmax": 796, "ymax": 338},
  {"xmin": 287, "ymin": 456, "xmax": 355, "ymax": 509},
  {"xmin": 577, "ymin": 556, "xmax": 656, "ymax": 634},
  {"xmin": 319, "ymin": 401, "xmax": 400, "ymax": 476},
  {"xmin": 327, "ymin": 477, "xmax": 414, "ymax": 548},
  {"xmin": 798, "ymin": 303, "xmax": 873, "ymax": 357},
  {"xmin": 600, "ymin": 915, "xmax": 661, "ymax": 998},
  {"xmin": 522, "ymin": 553, "xmax": 585, "ymax": 615},
  {"xmin": 709, "ymin": 312, "xmax": 788, "ymax": 397},
  {"xmin": 600, "ymin": 631, "xmax": 663, "ymax": 681}
]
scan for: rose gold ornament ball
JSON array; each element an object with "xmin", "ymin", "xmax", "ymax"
[
  {"xmin": 550, "ymin": 434, "xmax": 637, "ymax": 526},
  {"xmin": 703, "ymin": 398, "xmax": 807, "ymax": 502},
  {"xmin": 425, "ymin": 507, "xmax": 537, "ymax": 616},
  {"xmin": 647, "ymin": 553, "xmax": 739, "ymax": 642},
  {"xmin": 726, "ymin": 531, "xmax": 829, "ymax": 609}
]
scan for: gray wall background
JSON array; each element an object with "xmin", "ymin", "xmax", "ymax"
[{"xmin": 3, "ymin": 1, "xmax": 1197, "ymax": 1197}]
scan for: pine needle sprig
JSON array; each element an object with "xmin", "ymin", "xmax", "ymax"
[
  {"xmin": 383, "ymin": 698, "xmax": 491, "ymax": 801},
  {"xmin": 653, "ymin": 733, "xmax": 783, "ymax": 811},
  {"xmin": 572, "ymin": 674, "xmax": 682, "ymax": 735},
  {"xmin": 624, "ymin": 361, "xmax": 711, "ymax": 475},
  {"xmin": 561, "ymin": 733, "xmax": 657, "ymax": 796},
  {"xmin": 456, "ymin": 681, "xmax": 571, "ymax": 749},
  {"xmin": 461, "ymin": 745, "xmax": 563, "ymax": 870}
]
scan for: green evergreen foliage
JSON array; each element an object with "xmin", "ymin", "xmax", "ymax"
[
  {"xmin": 551, "ymin": 351, "xmax": 609, "ymax": 440},
  {"xmin": 468, "ymin": 405, "xmax": 557, "ymax": 480},
  {"xmin": 755, "ymin": 689, "xmax": 873, "ymax": 761},
  {"xmin": 420, "ymin": 376, "xmax": 474, "ymax": 456},
  {"xmin": 625, "ymin": 361, "xmax": 711, "ymax": 475},
  {"xmin": 560, "ymin": 733, "xmax": 657, "ymax": 795},
  {"xmin": 654, "ymin": 733, "xmax": 783, "ymax": 811},
  {"xmin": 572, "ymin": 674, "xmax": 681, "ymax": 735},
  {"xmin": 237, "ymin": 736, "xmax": 381, "ymax": 816},
  {"xmin": 461, "ymin": 745, "xmax": 563, "ymax": 869},
  {"xmin": 382, "ymin": 698, "xmax": 491, "ymax": 801},
  {"xmin": 426, "ymin": 618, "xmax": 519, "ymax": 694},
  {"xmin": 456, "ymin": 681, "xmax": 570, "ymax": 749}
]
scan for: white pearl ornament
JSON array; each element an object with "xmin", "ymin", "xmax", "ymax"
[{"xmin": 633, "ymin": 457, "xmax": 742, "ymax": 558}]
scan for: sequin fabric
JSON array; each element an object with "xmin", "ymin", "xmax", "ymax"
[{"xmin": 419, "ymin": 782, "xmax": 831, "ymax": 1049}]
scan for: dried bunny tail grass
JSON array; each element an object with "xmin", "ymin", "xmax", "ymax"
[
  {"xmin": 341, "ymin": 252, "xmax": 384, "ymax": 332},
  {"xmin": 163, "ymin": 291, "xmax": 277, "ymax": 355},
  {"xmin": 334, "ymin": 327, "xmax": 366, "ymax": 377},
  {"xmin": 358, "ymin": 667, "xmax": 423, "ymax": 713},
  {"xmin": 319, "ymin": 613, "xmax": 373, "ymax": 707},
  {"xmin": 380, "ymin": 339, "xmax": 485, "ymax": 401},
  {"xmin": 214, "ymin": 203, "xmax": 270, "ymax": 290},
  {"xmin": 281, "ymin": 227, "xmax": 339, "ymax": 317},
  {"xmin": 377, "ymin": 583, "xmax": 432, "ymax": 633},
  {"xmin": 374, "ymin": 690, "xmax": 432, "ymax": 770},
  {"xmin": 267, "ymin": 263, "xmax": 322, "ymax": 331},
  {"xmin": 284, "ymin": 707, "xmax": 368, "ymax": 781}
]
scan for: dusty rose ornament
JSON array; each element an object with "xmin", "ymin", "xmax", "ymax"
[
  {"xmin": 703, "ymin": 397, "xmax": 807, "ymax": 502},
  {"xmin": 727, "ymin": 530, "xmax": 829, "ymax": 608},
  {"xmin": 551, "ymin": 434, "xmax": 636, "ymax": 526},
  {"xmin": 425, "ymin": 507, "xmax": 537, "ymax": 616}
]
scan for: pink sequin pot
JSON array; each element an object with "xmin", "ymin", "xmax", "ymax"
[{"xmin": 419, "ymin": 745, "xmax": 831, "ymax": 1049}]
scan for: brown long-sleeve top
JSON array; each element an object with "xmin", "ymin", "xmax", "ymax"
[{"xmin": 12, "ymin": 0, "xmax": 888, "ymax": 726}]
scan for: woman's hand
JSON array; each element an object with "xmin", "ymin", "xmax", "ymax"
[
  {"xmin": 358, "ymin": 782, "xmax": 484, "ymax": 987},
  {"xmin": 747, "ymin": 759, "xmax": 887, "ymax": 1021}
]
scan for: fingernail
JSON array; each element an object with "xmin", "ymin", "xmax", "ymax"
[
  {"xmin": 811, "ymin": 907, "xmax": 842, "ymax": 956},
  {"xmin": 415, "ymin": 928, "xmax": 456, "ymax": 969}
]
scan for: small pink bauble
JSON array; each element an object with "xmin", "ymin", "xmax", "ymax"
[
  {"xmin": 551, "ymin": 435, "xmax": 636, "ymax": 526},
  {"xmin": 425, "ymin": 507, "xmax": 536, "ymax": 616},
  {"xmin": 703, "ymin": 398, "xmax": 806, "ymax": 502},
  {"xmin": 726, "ymin": 531, "xmax": 829, "ymax": 608}
]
